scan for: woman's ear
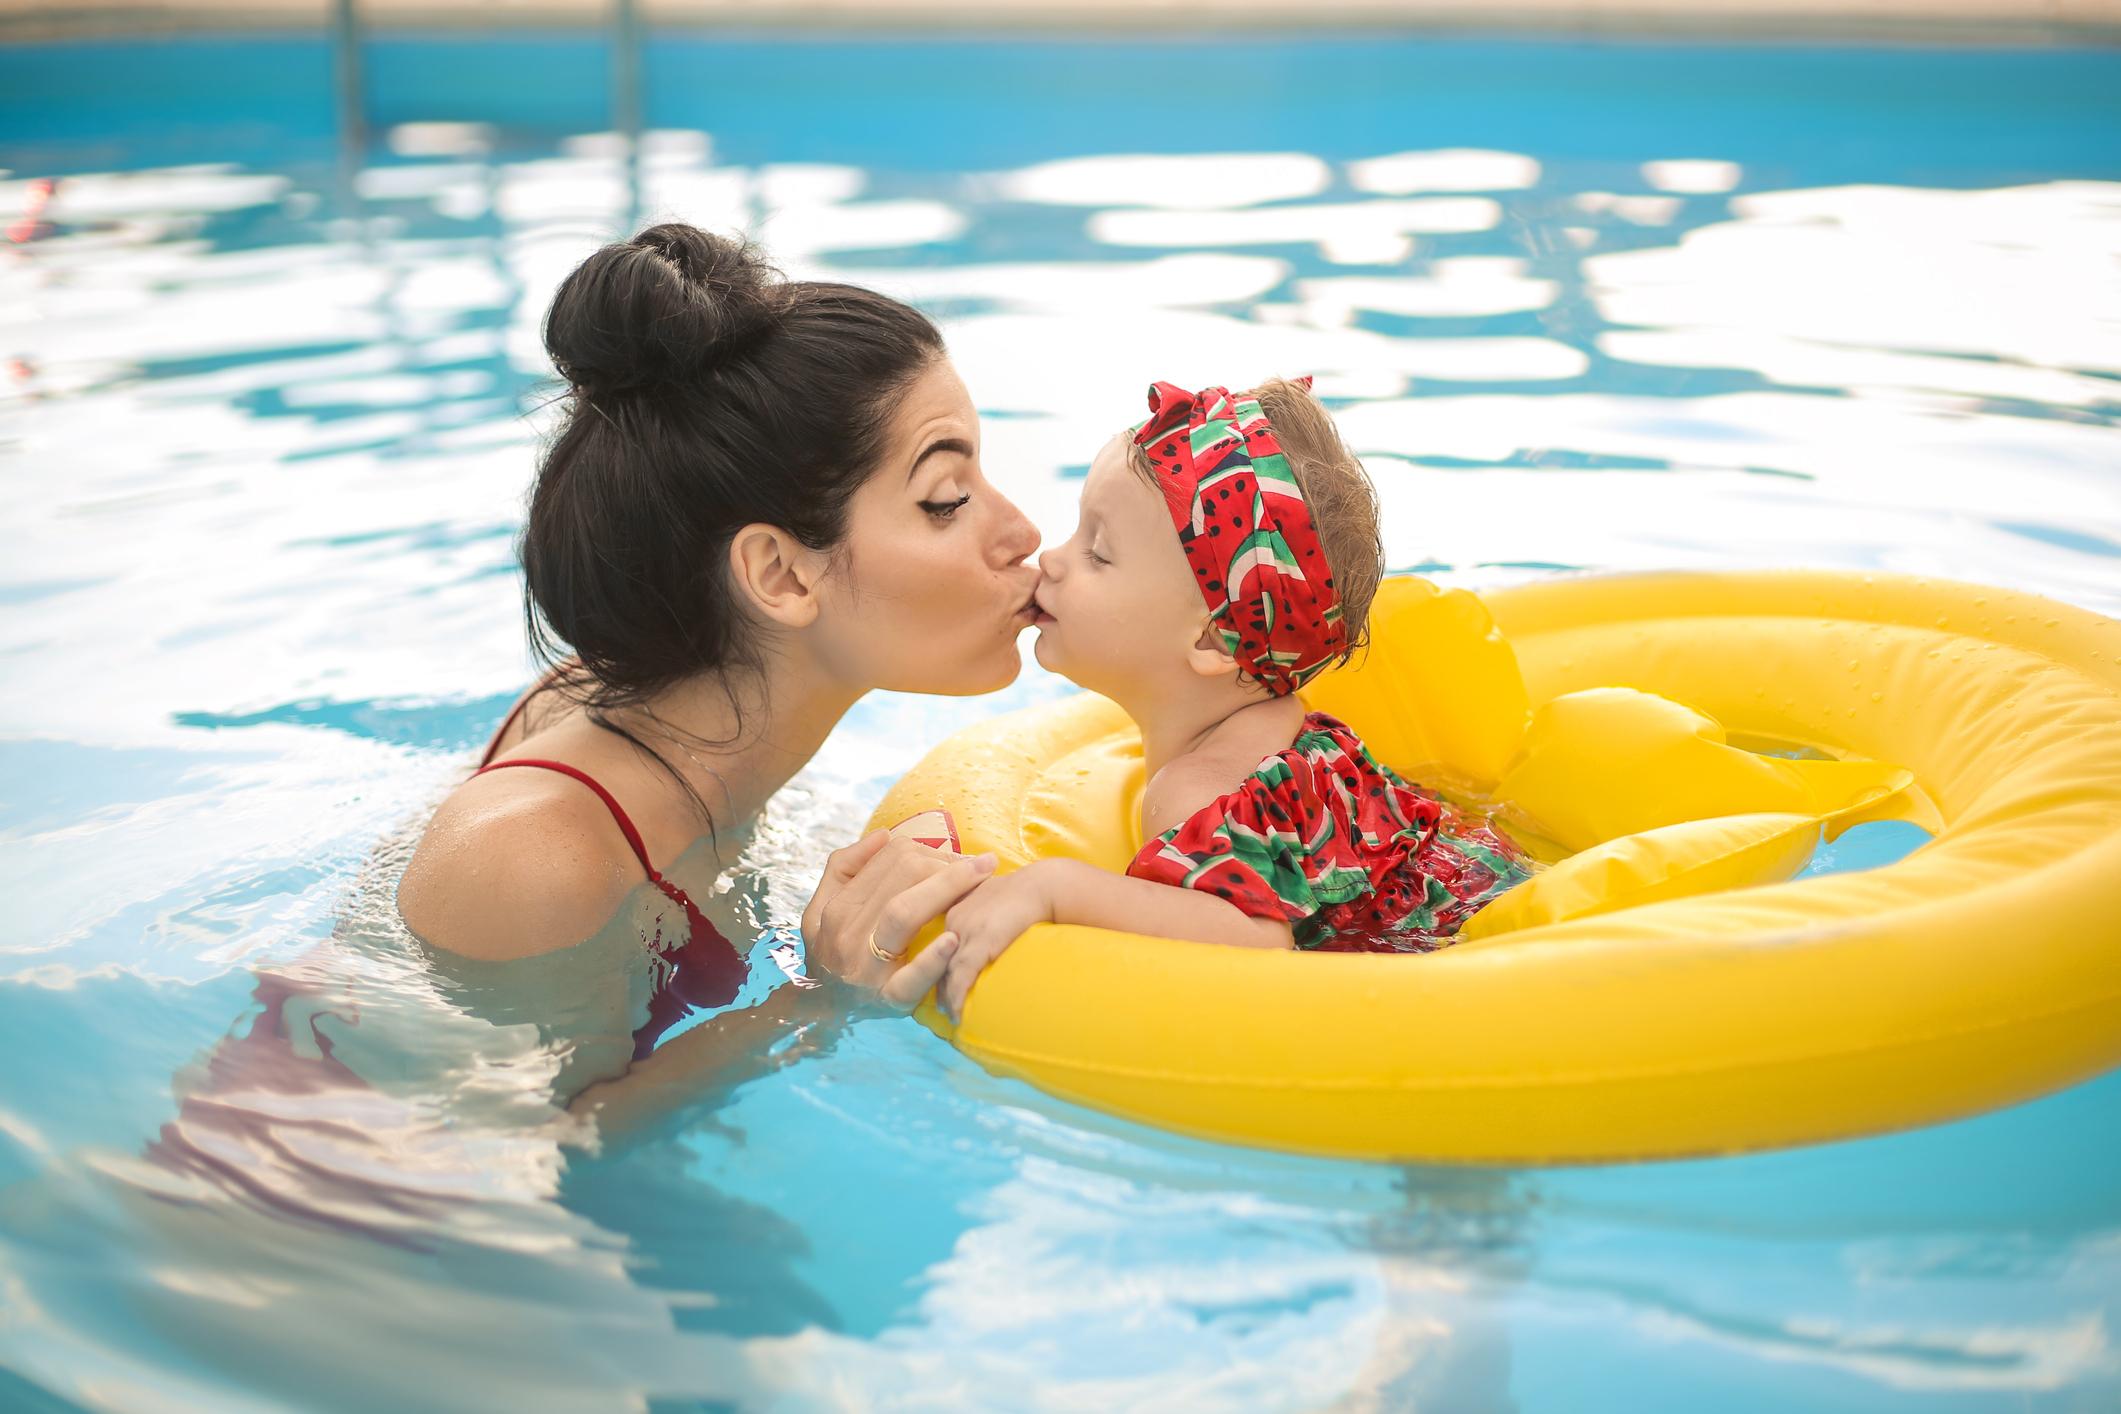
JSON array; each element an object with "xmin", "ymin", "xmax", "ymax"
[
  {"xmin": 1185, "ymin": 619, "xmax": 1242, "ymax": 681},
  {"xmin": 728, "ymin": 523, "xmax": 824, "ymax": 628}
]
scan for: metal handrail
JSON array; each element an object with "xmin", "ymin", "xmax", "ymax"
[{"xmin": 326, "ymin": 0, "xmax": 643, "ymax": 152}]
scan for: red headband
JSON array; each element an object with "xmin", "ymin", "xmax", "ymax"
[{"xmin": 1131, "ymin": 379, "xmax": 1347, "ymax": 695}]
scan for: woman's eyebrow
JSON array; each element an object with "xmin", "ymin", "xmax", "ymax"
[{"xmin": 906, "ymin": 436, "xmax": 974, "ymax": 483}]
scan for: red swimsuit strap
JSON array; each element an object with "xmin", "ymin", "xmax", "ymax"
[
  {"xmin": 471, "ymin": 754, "xmax": 750, "ymax": 1035},
  {"xmin": 473, "ymin": 758, "xmax": 694, "ymax": 912}
]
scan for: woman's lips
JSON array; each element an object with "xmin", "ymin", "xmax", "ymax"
[{"xmin": 1015, "ymin": 577, "xmax": 1052, "ymax": 626}]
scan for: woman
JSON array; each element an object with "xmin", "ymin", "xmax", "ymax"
[{"xmin": 396, "ymin": 222, "xmax": 1042, "ymax": 1134}]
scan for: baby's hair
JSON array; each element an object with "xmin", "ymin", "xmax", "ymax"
[{"xmin": 1129, "ymin": 376, "xmax": 1384, "ymax": 666}]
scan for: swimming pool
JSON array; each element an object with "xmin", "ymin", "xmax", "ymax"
[{"xmin": 2, "ymin": 29, "xmax": 2117, "ymax": 1412}]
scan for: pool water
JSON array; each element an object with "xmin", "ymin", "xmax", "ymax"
[{"xmin": 3, "ymin": 31, "xmax": 2118, "ymax": 1413}]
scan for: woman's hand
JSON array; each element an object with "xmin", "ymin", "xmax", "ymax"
[
  {"xmin": 802, "ymin": 829, "xmax": 997, "ymax": 1012},
  {"xmin": 937, "ymin": 861, "xmax": 1062, "ymax": 1024}
]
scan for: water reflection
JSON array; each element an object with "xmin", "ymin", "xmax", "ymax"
[
  {"xmin": 1297, "ymin": 258, "xmax": 1560, "ymax": 321},
  {"xmin": 998, "ymin": 151, "xmax": 1334, "ymax": 207},
  {"xmin": 1092, "ymin": 196, "xmax": 1501, "ymax": 265},
  {"xmin": 1349, "ymin": 147, "xmax": 1542, "ymax": 194},
  {"xmin": 1587, "ymin": 182, "xmax": 2121, "ymax": 378},
  {"xmin": 2, "ymin": 31, "xmax": 2118, "ymax": 1413}
]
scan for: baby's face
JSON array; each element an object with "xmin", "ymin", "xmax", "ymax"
[{"xmin": 1032, "ymin": 433, "xmax": 1211, "ymax": 699}]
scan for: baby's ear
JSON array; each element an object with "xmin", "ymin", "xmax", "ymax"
[{"xmin": 1185, "ymin": 621, "xmax": 1242, "ymax": 681}]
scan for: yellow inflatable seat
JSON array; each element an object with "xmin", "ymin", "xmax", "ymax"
[{"xmin": 870, "ymin": 570, "xmax": 2121, "ymax": 1163}]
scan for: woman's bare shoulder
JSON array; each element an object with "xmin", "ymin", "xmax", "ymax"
[{"xmin": 397, "ymin": 768, "xmax": 640, "ymax": 962}]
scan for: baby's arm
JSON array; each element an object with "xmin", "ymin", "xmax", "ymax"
[
  {"xmin": 934, "ymin": 745, "xmax": 1296, "ymax": 1022},
  {"xmin": 937, "ymin": 860, "xmax": 1291, "ymax": 1022},
  {"xmin": 1102, "ymin": 744, "xmax": 1293, "ymax": 949},
  {"xmin": 1040, "ymin": 859, "xmax": 1293, "ymax": 950}
]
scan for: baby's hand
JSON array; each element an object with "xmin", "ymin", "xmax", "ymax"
[{"xmin": 937, "ymin": 862, "xmax": 1058, "ymax": 1024}]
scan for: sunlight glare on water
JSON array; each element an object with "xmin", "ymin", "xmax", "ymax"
[{"xmin": 0, "ymin": 33, "xmax": 2117, "ymax": 1414}]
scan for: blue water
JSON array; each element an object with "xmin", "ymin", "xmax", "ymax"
[{"xmin": 2, "ymin": 30, "xmax": 2118, "ymax": 1413}]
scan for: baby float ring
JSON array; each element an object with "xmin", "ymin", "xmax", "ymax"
[{"xmin": 869, "ymin": 570, "xmax": 2121, "ymax": 1163}]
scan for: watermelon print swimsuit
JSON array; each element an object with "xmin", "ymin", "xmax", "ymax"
[{"xmin": 1126, "ymin": 710, "xmax": 1533, "ymax": 952}]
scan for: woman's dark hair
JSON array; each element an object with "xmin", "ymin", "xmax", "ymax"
[{"xmin": 520, "ymin": 223, "xmax": 944, "ymax": 807}]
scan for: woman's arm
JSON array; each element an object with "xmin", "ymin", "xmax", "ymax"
[
  {"xmin": 937, "ymin": 859, "xmax": 1293, "ymax": 1023},
  {"xmin": 566, "ymin": 980, "xmax": 851, "ymax": 1148},
  {"xmin": 564, "ymin": 833, "xmax": 990, "ymax": 1147}
]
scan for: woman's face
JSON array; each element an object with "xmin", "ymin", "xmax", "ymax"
[{"xmin": 817, "ymin": 358, "xmax": 1043, "ymax": 695}]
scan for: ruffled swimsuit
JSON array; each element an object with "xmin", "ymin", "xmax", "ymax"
[{"xmin": 1126, "ymin": 711, "xmax": 1532, "ymax": 952}]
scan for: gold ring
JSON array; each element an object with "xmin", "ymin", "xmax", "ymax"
[{"xmin": 868, "ymin": 937, "xmax": 906, "ymax": 964}]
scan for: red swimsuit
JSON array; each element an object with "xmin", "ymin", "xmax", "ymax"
[{"xmin": 476, "ymin": 687, "xmax": 747, "ymax": 1056}]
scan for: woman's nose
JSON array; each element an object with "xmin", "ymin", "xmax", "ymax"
[{"xmin": 994, "ymin": 496, "xmax": 1041, "ymax": 565}]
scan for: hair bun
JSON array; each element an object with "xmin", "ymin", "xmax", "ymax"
[{"xmin": 544, "ymin": 223, "xmax": 783, "ymax": 397}]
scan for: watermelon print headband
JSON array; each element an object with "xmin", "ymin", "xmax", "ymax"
[{"xmin": 1131, "ymin": 379, "xmax": 1348, "ymax": 697}]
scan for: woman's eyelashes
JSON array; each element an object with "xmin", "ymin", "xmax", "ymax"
[{"xmin": 919, "ymin": 493, "xmax": 972, "ymax": 521}]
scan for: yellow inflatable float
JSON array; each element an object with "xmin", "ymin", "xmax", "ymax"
[{"xmin": 869, "ymin": 570, "xmax": 2121, "ymax": 1163}]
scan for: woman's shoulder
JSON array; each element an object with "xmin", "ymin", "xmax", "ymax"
[{"xmin": 397, "ymin": 765, "xmax": 644, "ymax": 963}]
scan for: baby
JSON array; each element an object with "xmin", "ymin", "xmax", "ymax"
[{"xmin": 936, "ymin": 378, "xmax": 1531, "ymax": 1021}]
